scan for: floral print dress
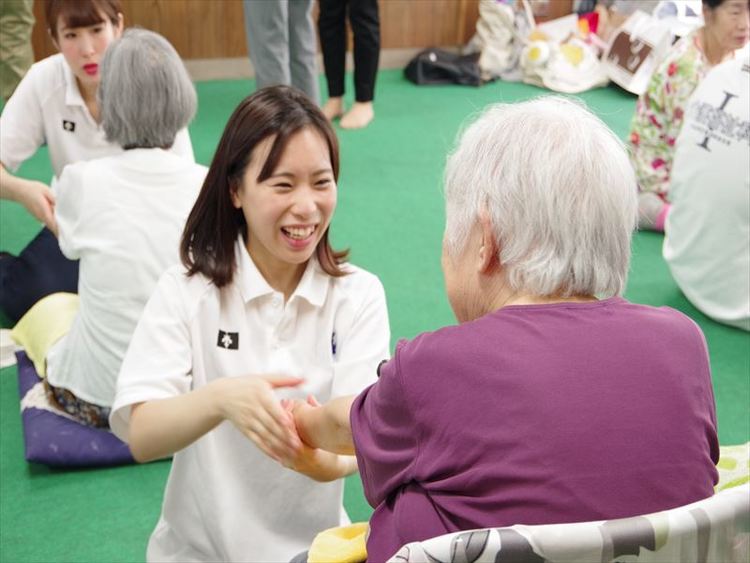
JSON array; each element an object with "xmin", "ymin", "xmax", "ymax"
[{"xmin": 629, "ymin": 31, "xmax": 709, "ymax": 197}]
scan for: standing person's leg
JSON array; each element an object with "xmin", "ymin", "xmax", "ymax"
[
  {"xmin": 0, "ymin": 228, "xmax": 79, "ymax": 324},
  {"xmin": 340, "ymin": 0, "xmax": 379, "ymax": 129},
  {"xmin": 318, "ymin": 0, "xmax": 348, "ymax": 120},
  {"xmin": 0, "ymin": 0, "xmax": 35, "ymax": 102},
  {"xmin": 243, "ymin": 0, "xmax": 291, "ymax": 90},
  {"xmin": 288, "ymin": 0, "xmax": 320, "ymax": 104}
]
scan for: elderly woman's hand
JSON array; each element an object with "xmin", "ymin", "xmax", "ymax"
[{"xmin": 278, "ymin": 397, "xmax": 357, "ymax": 481}]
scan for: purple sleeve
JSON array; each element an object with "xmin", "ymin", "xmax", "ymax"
[{"xmin": 350, "ymin": 343, "xmax": 419, "ymax": 508}]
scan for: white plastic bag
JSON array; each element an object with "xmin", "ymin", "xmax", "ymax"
[
  {"xmin": 521, "ymin": 36, "xmax": 609, "ymax": 93},
  {"xmin": 474, "ymin": 0, "xmax": 534, "ymax": 81}
]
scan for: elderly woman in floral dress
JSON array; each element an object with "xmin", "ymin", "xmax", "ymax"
[{"xmin": 629, "ymin": 0, "xmax": 749, "ymax": 230}]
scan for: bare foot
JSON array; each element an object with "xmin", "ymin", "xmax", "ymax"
[
  {"xmin": 340, "ymin": 102, "xmax": 374, "ymax": 129},
  {"xmin": 321, "ymin": 97, "xmax": 344, "ymax": 121}
]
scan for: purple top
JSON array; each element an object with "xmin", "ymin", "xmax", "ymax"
[{"xmin": 350, "ymin": 298, "xmax": 719, "ymax": 562}]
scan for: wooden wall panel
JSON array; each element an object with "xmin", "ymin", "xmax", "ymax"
[
  {"xmin": 31, "ymin": 0, "xmax": 494, "ymax": 62},
  {"xmin": 31, "ymin": 0, "xmax": 56, "ymax": 60}
]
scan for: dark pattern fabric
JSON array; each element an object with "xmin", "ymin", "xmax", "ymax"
[{"xmin": 44, "ymin": 379, "xmax": 111, "ymax": 429}]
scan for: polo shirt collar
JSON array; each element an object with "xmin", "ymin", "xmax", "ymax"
[
  {"xmin": 62, "ymin": 57, "xmax": 86, "ymax": 108},
  {"xmin": 293, "ymin": 252, "xmax": 329, "ymax": 308},
  {"xmin": 234, "ymin": 237, "xmax": 329, "ymax": 308}
]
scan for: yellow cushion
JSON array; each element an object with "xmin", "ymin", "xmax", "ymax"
[
  {"xmin": 10, "ymin": 292, "xmax": 79, "ymax": 377},
  {"xmin": 308, "ymin": 522, "xmax": 368, "ymax": 563}
]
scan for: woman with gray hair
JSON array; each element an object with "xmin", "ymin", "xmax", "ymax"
[
  {"xmin": 289, "ymin": 97, "xmax": 719, "ymax": 560},
  {"xmin": 40, "ymin": 28, "xmax": 207, "ymax": 427}
]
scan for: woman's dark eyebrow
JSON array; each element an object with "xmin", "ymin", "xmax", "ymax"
[{"xmin": 268, "ymin": 168, "xmax": 332, "ymax": 179}]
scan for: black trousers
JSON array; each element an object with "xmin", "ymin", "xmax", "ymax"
[
  {"xmin": 0, "ymin": 227, "xmax": 78, "ymax": 323},
  {"xmin": 318, "ymin": 0, "xmax": 380, "ymax": 102}
]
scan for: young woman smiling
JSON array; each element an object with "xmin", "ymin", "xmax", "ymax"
[{"xmin": 110, "ymin": 86, "xmax": 390, "ymax": 562}]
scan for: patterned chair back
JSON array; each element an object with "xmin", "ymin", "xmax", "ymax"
[{"xmin": 388, "ymin": 484, "xmax": 750, "ymax": 563}]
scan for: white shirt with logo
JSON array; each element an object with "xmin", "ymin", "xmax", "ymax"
[
  {"xmin": 110, "ymin": 240, "xmax": 390, "ymax": 562},
  {"xmin": 0, "ymin": 53, "xmax": 194, "ymax": 179},
  {"xmin": 663, "ymin": 54, "xmax": 750, "ymax": 331},
  {"xmin": 45, "ymin": 149, "xmax": 207, "ymax": 406}
]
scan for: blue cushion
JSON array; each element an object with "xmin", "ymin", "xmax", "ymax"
[{"xmin": 16, "ymin": 351, "xmax": 134, "ymax": 467}]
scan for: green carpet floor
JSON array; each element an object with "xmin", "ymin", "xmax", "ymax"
[{"xmin": 1, "ymin": 69, "xmax": 748, "ymax": 562}]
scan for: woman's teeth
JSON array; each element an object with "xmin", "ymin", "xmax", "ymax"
[{"xmin": 282, "ymin": 226, "xmax": 315, "ymax": 240}]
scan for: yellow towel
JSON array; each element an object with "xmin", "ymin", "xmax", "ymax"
[
  {"xmin": 308, "ymin": 522, "xmax": 368, "ymax": 563},
  {"xmin": 10, "ymin": 292, "xmax": 79, "ymax": 377}
]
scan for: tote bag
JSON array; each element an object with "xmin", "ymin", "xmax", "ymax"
[{"xmin": 602, "ymin": 10, "xmax": 673, "ymax": 95}]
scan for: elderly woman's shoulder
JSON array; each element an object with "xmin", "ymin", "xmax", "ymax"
[
  {"xmin": 655, "ymin": 31, "xmax": 704, "ymax": 76},
  {"xmin": 391, "ymin": 322, "xmax": 470, "ymax": 369},
  {"xmin": 618, "ymin": 299, "xmax": 707, "ymax": 342}
]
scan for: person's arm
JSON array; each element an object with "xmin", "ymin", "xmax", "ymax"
[
  {"xmin": 0, "ymin": 162, "xmax": 56, "ymax": 232},
  {"xmin": 278, "ymin": 274, "xmax": 390, "ymax": 479},
  {"xmin": 0, "ymin": 63, "xmax": 56, "ymax": 230},
  {"xmin": 284, "ymin": 446, "xmax": 358, "ymax": 482},
  {"xmin": 127, "ymin": 374, "xmax": 304, "ymax": 463},
  {"xmin": 274, "ymin": 396, "xmax": 358, "ymax": 482},
  {"xmin": 292, "ymin": 395, "xmax": 357, "ymax": 456},
  {"xmin": 113, "ymin": 271, "xmax": 304, "ymax": 464}
]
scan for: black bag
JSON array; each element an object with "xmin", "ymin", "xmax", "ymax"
[{"xmin": 404, "ymin": 49, "xmax": 482, "ymax": 87}]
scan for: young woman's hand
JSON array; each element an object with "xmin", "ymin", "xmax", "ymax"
[{"xmin": 212, "ymin": 375, "xmax": 304, "ymax": 461}]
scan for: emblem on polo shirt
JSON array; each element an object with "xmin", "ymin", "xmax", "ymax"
[
  {"xmin": 62, "ymin": 120, "xmax": 76, "ymax": 132},
  {"xmin": 217, "ymin": 330, "xmax": 239, "ymax": 350}
]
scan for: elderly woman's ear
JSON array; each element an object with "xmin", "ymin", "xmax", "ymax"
[{"xmin": 478, "ymin": 207, "xmax": 499, "ymax": 274}]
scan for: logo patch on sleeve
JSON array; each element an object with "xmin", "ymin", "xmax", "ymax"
[
  {"xmin": 62, "ymin": 120, "xmax": 76, "ymax": 132},
  {"xmin": 217, "ymin": 330, "xmax": 239, "ymax": 350}
]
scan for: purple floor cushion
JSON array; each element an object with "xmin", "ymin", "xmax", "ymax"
[{"xmin": 16, "ymin": 351, "xmax": 134, "ymax": 467}]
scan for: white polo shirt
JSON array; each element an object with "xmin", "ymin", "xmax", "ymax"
[
  {"xmin": 663, "ymin": 55, "xmax": 750, "ymax": 331},
  {"xmin": 110, "ymin": 240, "xmax": 390, "ymax": 562},
  {"xmin": 0, "ymin": 53, "xmax": 194, "ymax": 179},
  {"xmin": 45, "ymin": 149, "xmax": 207, "ymax": 406}
]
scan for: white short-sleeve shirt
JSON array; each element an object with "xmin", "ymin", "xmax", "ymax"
[
  {"xmin": 663, "ymin": 55, "xmax": 750, "ymax": 331},
  {"xmin": 110, "ymin": 240, "xmax": 390, "ymax": 562},
  {"xmin": 0, "ymin": 53, "xmax": 194, "ymax": 179},
  {"xmin": 46, "ymin": 149, "xmax": 207, "ymax": 406}
]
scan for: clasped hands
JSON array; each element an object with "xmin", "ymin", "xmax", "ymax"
[{"xmin": 219, "ymin": 374, "xmax": 352, "ymax": 482}]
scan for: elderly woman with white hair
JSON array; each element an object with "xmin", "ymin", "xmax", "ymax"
[
  {"xmin": 289, "ymin": 97, "xmax": 719, "ymax": 560},
  {"xmin": 39, "ymin": 28, "xmax": 207, "ymax": 428}
]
